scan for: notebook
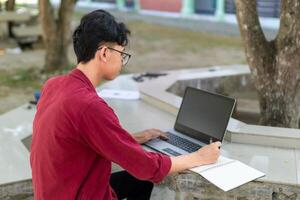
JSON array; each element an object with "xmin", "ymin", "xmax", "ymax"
[{"xmin": 190, "ymin": 156, "xmax": 265, "ymax": 191}]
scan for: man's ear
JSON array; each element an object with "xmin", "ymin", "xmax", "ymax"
[{"xmin": 97, "ymin": 47, "xmax": 109, "ymax": 63}]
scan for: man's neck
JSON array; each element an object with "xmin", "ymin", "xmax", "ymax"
[{"xmin": 76, "ymin": 62, "xmax": 102, "ymax": 87}]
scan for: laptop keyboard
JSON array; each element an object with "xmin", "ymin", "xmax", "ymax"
[{"xmin": 165, "ymin": 132, "xmax": 202, "ymax": 153}]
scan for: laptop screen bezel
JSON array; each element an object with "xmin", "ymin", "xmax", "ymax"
[{"xmin": 174, "ymin": 87, "xmax": 236, "ymax": 144}]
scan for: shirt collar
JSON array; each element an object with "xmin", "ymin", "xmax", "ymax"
[{"xmin": 69, "ymin": 68, "xmax": 96, "ymax": 92}]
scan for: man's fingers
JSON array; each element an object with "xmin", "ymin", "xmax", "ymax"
[
  {"xmin": 206, "ymin": 141, "xmax": 221, "ymax": 149},
  {"xmin": 152, "ymin": 129, "xmax": 169, "ymax": 140},
  {"xmin": 148, "ymin": 129, "xmax": 168, "ymax": 140},
  {"xmin": 159, "ymin": 133, "xmax": 169, "ymax": 140},
  {"xmin": 214, "ymin": 141, "xmax": 222, "ymax": 147},
  {"xmin": 212, "ymin": 141, "xmax": 221, "ymax": 150},
  {"xmin": 211, "ymin": 141, "xmax": 222, "ymax": 147}
]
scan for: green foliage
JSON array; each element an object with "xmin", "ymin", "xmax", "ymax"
[{"xmin": 0, "ymin": 68, "xmax": 42, "ymax": 89}]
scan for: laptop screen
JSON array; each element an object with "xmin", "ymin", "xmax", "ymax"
[{"xmin": 174, "ymin": 87, "xmax": 236, "ymax": 144}]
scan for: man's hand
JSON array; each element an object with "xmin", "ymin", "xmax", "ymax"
[
  {"xmin": 192, "ymin": 141, "xmax": 221, "ymax": 166},
  {"xmin": 168, "ymin": 142, "xmax": 221, "ymax": 174},
  {"xmin": 133, "ymin": 129, "xmax": 168, "ymax": 144}
]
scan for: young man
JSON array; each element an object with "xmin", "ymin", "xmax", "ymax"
[{"xmin": 30, "ymin": 10, "xmax": 221, "ymax": 200}]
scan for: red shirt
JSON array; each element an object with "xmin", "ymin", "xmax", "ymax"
[{"xmin": 30, "ymin": 69, "xmax": 171, "ymax": 200}]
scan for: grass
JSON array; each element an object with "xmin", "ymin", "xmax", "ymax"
[
  {"xmin": 127, "ymin": 21, "xmax": 243, "ymax": 54},
  {"xmin": 73, "ymin": 10, "xmax": 86, "ymax": 21},
  {"xmin": 0, "ymin": 61, "xmax": 77, "ymax": 94},
  {"xmin": 0, "ymin": 68, "xmax": 42, "ymax": 89}
]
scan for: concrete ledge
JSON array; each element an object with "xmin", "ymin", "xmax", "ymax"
[
  {"xmin": 0, "ymin": 179, "xmax": 33, "ymax": 200},
  {"xmin": 163, "ymin": 172, "xmax": 300, "ymax": 200},
  {"xmin": 138, "ymin": 65, "xmax": 300, "ymax": 149},
  {"xmin": 229, "ymin": 125, "xmax": 300, "ymax": 149}
]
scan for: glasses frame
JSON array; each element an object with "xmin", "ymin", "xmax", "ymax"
[{"xmin": 98, "ymin": 46, "xmax": 131, "ymax": 66}]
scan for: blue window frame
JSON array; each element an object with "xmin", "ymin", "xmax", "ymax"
[{"xmin": 195, "ymin": 0, "xmax": 217, "ymax": 15}]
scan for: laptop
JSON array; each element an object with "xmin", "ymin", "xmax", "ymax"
[{"xmin": 145, "ymin": 87, "xmax": 236, "ymax": 157}]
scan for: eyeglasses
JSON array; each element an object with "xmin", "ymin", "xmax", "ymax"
[{"xmin": 98, "ymin": 46, "xmax": 131, "ymax": 66}]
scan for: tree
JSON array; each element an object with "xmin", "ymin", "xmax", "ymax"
[
  {"xmin": 39, "ymin": 0, "xmax": 77, "ymax": 72},
  {"xmin": 5, "ymin": 0, "xmax": 14, "ymax": 12},
  {"xmin": 235, "ymin": 0, "xmax": 300, "ymax": 128},
  {"xmin": 5, "ymin": 0, "xmax": 15, "ymax": 37}
]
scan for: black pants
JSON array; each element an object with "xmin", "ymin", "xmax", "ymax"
[{"xmin": 110, "ymin": 171, "xmax": 154, "ymax": 200}]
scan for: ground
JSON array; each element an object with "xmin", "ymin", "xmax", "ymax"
[{"xmin": 0, "ymin": 11, "xmax": 245, "ymax": 114}]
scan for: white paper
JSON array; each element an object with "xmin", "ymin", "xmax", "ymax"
[
  {"xmin": 198, "ymin": 160, "xmax": 265, "ymax": 191},
  {"xmin": 98, "ymin": 89, "xmax": 140, "ymax": 100},
  {"xmin": 190, "ymin": 156, "xmax": 234, "ymax": 173}
]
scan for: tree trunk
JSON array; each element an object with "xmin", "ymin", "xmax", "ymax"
[
  {"xmin": 6, "ymin": 0, "xmax": 15, "ymax": 37},
  {"xmin": 235, "ymin": 0, "xmax": 300, "ymax": 128},
  {"xmin": 44, "ymin": 34, "xmax": 69, "ymax": 72},
  {"xmin": 39, "ymin": 0, "xmax": 76, "ymax": 72}
]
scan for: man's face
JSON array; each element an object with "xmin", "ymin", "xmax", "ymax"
[{"xmin": 99, "ymin": 44, "xmax": 126, "ymax": 80}]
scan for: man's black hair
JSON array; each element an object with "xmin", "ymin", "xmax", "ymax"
[{"xmin": 73, "ymin": 10, "xmax": 130, "ymax": 64}]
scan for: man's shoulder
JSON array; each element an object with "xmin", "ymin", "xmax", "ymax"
[
  {"xmin": 64, "ymin": 90, "xmax": 107, "ymax": 111},
  {"xmin": 43, "ymin": 75, "xmax": 65, "ymax": 90}
]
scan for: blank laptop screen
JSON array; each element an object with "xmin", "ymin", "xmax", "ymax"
[{"xmin": 174, "ymin": 87, "xmax": 235, "ymax": 144}]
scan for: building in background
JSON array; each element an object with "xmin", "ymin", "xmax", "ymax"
[{"xmin": 76, "ymin": 0, "xmax": 281, "ymax": 29}]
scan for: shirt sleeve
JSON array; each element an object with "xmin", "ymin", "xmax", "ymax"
[{"xmin": 79, "ymin": 98, "xmax": 171, "ymax": 183}]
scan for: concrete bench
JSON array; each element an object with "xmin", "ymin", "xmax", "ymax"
[
  {"xmin": 0, "ymin": 11, "xmax": 31, "ymax": 23},
  {"xmin": 12, "ymin": 25, "xmax": 42, "ymax": 49},
  {"xmin": 0, "ymin": 10, "xmax": 40, "ymax": 48},
  {"xmin": 12, "ymin": 25, "xmax": 42, "ymax": 37}
]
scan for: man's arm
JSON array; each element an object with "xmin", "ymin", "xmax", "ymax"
[
  {"xmin": 80, "ymin": 102, "xmax": 172, "ymax": 183},
  {"xmin": 134, "ymin": 129, "xmax": 221, "ymax": 173}
]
